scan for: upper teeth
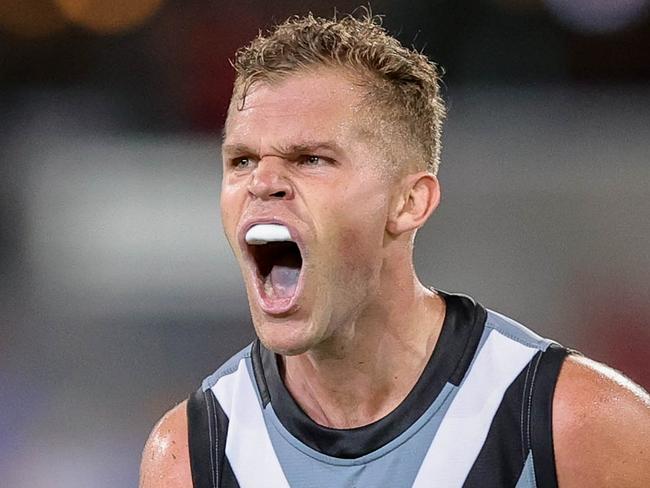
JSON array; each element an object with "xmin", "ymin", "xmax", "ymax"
[{"xmin": 245, "ymin": 224, "xmax": 292, "ymax": 245}]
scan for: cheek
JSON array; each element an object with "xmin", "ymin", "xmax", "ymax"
[
  {"xmin": 337, "ymin": 226, "xmax": 380, "ymax": 272},
  {"xmin": 219, "ymin": 200, "xmax": 245, "ymax": 257},
  {"xmin": 336, "ymin": 187, "xmax": 388, "ymax": 241},
  {"xmin": 328, "ymin": 200, "xmax": 387, "ymax": 276},
  {"xmin": 220, "ymin": 184, "xmax": 243, "ymax": 227}
]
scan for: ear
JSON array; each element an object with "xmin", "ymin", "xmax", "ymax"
[{"xmin": 386, "ymin": 172, "xmax": 440, "ymax": 236}]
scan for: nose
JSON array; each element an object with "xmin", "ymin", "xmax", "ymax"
[{"xmin": 247, "ymin": 157, "xmax": 294, "ymax": 200}]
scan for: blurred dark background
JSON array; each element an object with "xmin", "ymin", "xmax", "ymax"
[{"xmin": 1, "ymin": 1, "xmax": 649, "ymax": 485}]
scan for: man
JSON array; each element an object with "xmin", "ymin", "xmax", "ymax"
[{"xmin": 140, "ymin": 13, "xmax": 650, "ymax": 488}]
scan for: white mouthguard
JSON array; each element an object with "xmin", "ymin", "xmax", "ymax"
[{"xmin": 245, "ymin": 224, "xmax": 292, "ymax": 245}]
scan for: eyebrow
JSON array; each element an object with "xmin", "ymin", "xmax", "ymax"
[
  {"xmin": 221, "ymin": 143, "xmax": 253, "ymax": 156},
  {"xmin": 222, "ymin": 140, "xmax": 344, "ymax": 158}
]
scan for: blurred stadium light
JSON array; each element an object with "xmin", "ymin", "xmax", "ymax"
[
  {"xmin": 54, "ymin": 0, "xmax": 166, "ymax": 34},
  {"xmin": 0, "ymin": 0, "xmax": 68, "ymax": 38},
  {"xmin": 543, "ymin": 0, "xmax": 650, "ymax": 33},
  {"xmin": 0, "ymin": 0, "xmax": 165, "ymax": 38}
]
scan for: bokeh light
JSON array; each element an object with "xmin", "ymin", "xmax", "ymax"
[
  {"xmin": 543, "ymin": 0, "xmax": 650, "ymax": 33},
  {"xmin": 0, "ymin": 0, "xmax": 68, "ymax": 39},
  {"xmin": 54, "ymin": 0, "xmax": 165, "ymax": 34}
]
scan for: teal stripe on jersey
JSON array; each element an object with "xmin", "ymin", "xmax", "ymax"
[
  {"xmin": 515, "ymin": 452, "xmax": 537, "ymax": 488},
  {"xmin": 202, "ymin": 343, "xmax": 253, "ymax": 392},
  {"xmin": 485, "ymin": 310, "xmax": 553, "ymax": 351},
  {"xmin": 263, "ymin": 382, "xmax": 458, "ymax": 488},
  {"xmin": 412, "ymin": 329, "xmax": 539, "ymax": 487}
]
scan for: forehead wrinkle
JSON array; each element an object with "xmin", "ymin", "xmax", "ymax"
[
  {"xmin": 273, "ymin": 140, "xmax": 344, "ymax": 157},
  {"xmin": 222, "ymin": 139, "xmax": 346, "ymax": 161},
  {"xmin": 224, "ymin": 101, "xmax": 350, "ymax": 149}
]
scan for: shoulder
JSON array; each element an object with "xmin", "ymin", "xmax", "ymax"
[
  {"xmin": 139, "ymin": 401, "xmax": 192, "ymax": 488},
  {"xmin": 138, "ymin": 344, "xmax": 253, "ymax": 488},
  {"xmin": 553, "ymin": 353, "xmax": 650, "ymax": 488}
]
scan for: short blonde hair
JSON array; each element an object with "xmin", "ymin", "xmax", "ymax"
[{"xmin": 230, "ymin": 12, "xmax": 446, "ymax": 175}]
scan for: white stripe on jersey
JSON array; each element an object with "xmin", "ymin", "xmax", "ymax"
[
  {"xmin": 412, "ymin": 330, "xmax": 538, "ymax": 487},
  {"xmin": 212, "ymin": 358, "xmax": 290, "ymax": 488}
]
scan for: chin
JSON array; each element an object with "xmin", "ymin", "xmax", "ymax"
[{"xmin": 251, "ymin": 311, "xmax": 323, "ymax": 356}]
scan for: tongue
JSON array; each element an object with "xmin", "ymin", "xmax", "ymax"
[{"xmin": 267, "ymin": 265, "xmax": 300, "ymax": 298}]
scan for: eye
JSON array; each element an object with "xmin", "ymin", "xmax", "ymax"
[
  {"xmin": 231, "ymin": 156, "xmax": 254, "ymax": 169},
  {"xmin": 299, "ymin": 155, "xmax": 324, "ymax": 166}
]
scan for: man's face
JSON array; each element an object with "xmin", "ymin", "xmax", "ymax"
[{"xmin": 220, "ymin": 68, "xmax": 397, "ymax": 355}]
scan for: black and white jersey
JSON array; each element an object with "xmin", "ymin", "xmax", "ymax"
[{"xmin": 187, "ymin": 292, "xmax": 568, "ymax": 487}]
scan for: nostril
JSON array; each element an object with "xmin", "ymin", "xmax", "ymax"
[{"xmin": 271, "ymin": 191, "xmax": 286, "ymax": 198}]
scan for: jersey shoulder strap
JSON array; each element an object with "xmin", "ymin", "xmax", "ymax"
[
  {"xmin": 529, "ymin": 343, "xmax": 569, "ymax": 487},
  {"xmin": 186, "ymin": 386, "xmax": 239, "ymax": 488},
  {"xmin": 187, "ymin": 343, "xmax": 255, "ymax": 487}
]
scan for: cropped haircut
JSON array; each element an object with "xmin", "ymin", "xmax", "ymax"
[{"xmin": 230, "ymin": 12, "xmax": 446, "ymax": 175}]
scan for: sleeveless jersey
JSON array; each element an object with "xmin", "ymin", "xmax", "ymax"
[{"xmin": 187, "ymin": 292, "xmax": 568, "ymax": 487}]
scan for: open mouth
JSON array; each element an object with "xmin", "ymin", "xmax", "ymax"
[
  {"xmin": 250, "ymin": 241, "xmax": 303, "ymax": 299},
  {"xmin": 244, "ymin": 223, "xmax": 305, "ymax": 313}
]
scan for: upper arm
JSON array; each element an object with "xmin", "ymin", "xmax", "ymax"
[
  {"xmin": 140, "ymin": 400, "xmax": 192, "ymax": 488},
  {"xmin": 553, "ymin": 354, "xmax": 650, "ymax": 488}
]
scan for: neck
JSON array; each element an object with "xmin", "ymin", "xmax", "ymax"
[{"xmin": 281, "ymin": 255, "xmax": 446, "ymax": 429}]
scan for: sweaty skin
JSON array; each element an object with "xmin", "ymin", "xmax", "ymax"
[
  {"xmin": 140, "ymin": 402, "xmax": 191, "ymax": 487},
  {"xmin": 140, "ymin": 68, "xmax": 650, "ymax": 487}
]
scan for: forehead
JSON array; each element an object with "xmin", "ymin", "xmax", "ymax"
[{"xmin": 224, "ymin": 69, "xmax": 365, "ymax": 146}]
